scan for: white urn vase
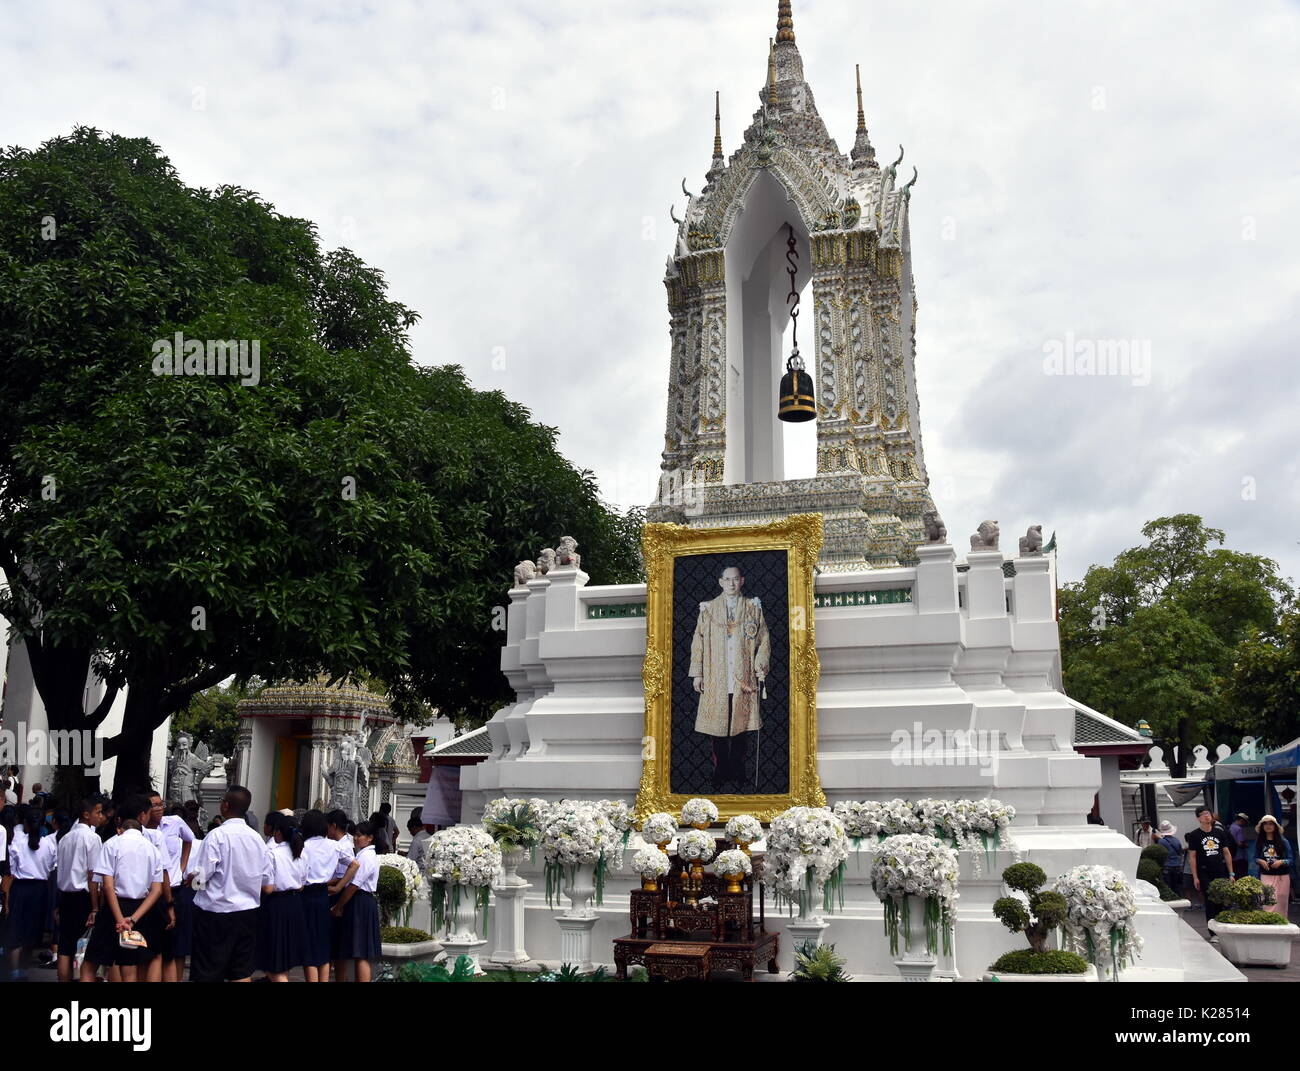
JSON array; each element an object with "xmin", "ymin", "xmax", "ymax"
[
  {"xmin": 895, "ymin": 894, "xmax": 937, "ymax": 982},
  {"xmin": 441, "ymin": 886, "xmax": 487, "ymax": 974},
  {"xmin": 564, "ymin": 862, "xmax": 598, "ymax": 919},
  {"xmin": 500, "ymin": 845, "xmax": 528, "ymax": 888}
]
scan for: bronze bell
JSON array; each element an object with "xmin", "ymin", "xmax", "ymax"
[{"xmin": 778, "ymin": 350, "xmax": 816, "ymax": 422}]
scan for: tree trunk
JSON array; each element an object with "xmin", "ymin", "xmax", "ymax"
[
  {"xmin": 1027, "ymin": 924, "xmax": 1049, "ymax": 955},
  {"xmin": 104, "ymin": 684, "xmax": 165, "ymax": 796}
]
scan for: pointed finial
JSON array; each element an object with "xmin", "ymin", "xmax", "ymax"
[
  {"xmin": 855, "ymin": 64, "xmax": 866, "ymax": 134},
  {"xmin": 776, "ymin": 0, "xmax": 796, "ymax": 43},
  {"xmin": 768, "ymin": 38, "xmax": 778, "ymax": 107},
  {"xmin": 713, "ymin": 90, "xmax": 723, "ymax": 158}
]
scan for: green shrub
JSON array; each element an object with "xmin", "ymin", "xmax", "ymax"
[
  {"xmin": 397, "ymin": 955, "xmax": 476, "ymax": 982},
  {"xmin": 377, "ymin": 865, "xmax": 408, "ymax": 926},
  {"xmin": 381, "ymin": 926, "xmax": 433, "ymax": 944},
  {"xmin": 1140, "ymin": 843, "xmax": 1169, "ymax": 867},
  {"xmin": 990, "ymin": 949, "xmax": 1091, "ymax": 975},
  {"xmin": 1156, "ymin": 879, "xmax": 1178, "ymax": 901},
  {"xmin": 790, "ymin": 941, "xmax": 850, "ymax": 982},
  {"xmin": 1002, "ymin": 863, "xmax": 1047, "ymax": 893},
  {"xmin": 534, "ymin": 964, "xmax": 610, "ymax": 982},
  {"xmin": 1136, "ymin": 859, "xmax": 1163, "ymax": 885},
  {"xmin": 1208, "ymin": 876, "xmax": 1275, "ymax": 912},
  {"xmin": 1216, "ymin": 910, "xmax": 1290, "ymax": 926}
]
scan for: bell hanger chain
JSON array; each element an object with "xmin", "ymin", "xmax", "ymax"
[{"xmin": 785, "ymin": 222, "xmax": 802, "ymax": 369}]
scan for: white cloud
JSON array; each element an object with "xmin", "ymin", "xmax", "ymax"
[{"xmin": 3, "ymin": 0, "xmax": 1297, "ymax": 585}]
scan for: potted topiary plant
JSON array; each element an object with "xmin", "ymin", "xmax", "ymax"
[
  {"xmin": 1206, "ymin": 876, "xmax": 1300, "ymax": 967},
  {"xmin": 985, "ymin": 863, "xmax": 1095, "ymax": 981}
]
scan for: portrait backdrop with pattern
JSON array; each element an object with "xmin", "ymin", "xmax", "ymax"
[{"xmin": 669, "ymin": 549, "xmax": 790, "ymax": 797}]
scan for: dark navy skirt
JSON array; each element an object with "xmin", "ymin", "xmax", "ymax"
[
  {"xmin": 7, "ymin": 878, "xmax": 52, "ymax": 950},
  {"xmin": 338, "ymin": 889, "xmax": 381, "ymax": 961},
  {"xmin": 171, "ymin": 884, "xmax": 196, "ymax": 959},
  {"xmin": 257, "ymin": 889, "xmax": 308, "ymax": 974},
  {"xmin": 301, "ymin": 883, "xmax": 331, "ymax": 967}
]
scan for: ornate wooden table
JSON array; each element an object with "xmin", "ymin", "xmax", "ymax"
[{"xmin": 644, "ymin": 942, "xmax": 712, "ymax": 982}]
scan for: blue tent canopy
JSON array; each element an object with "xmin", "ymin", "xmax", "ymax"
[{"xmin": 1266, "ymin": 737, "xmax": 1300, "ymax": 774}]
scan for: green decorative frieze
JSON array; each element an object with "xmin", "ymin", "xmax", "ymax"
[
  {"xmin": 586, "ymin": 602, "xmax": 647, "ymax": 619},
  {"xmin": 815, "ymin": 588, "xmax": 912, "ymax": 608}
]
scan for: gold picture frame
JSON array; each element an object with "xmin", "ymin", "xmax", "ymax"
[{"xmin": 635, "ymin": 512, "xmax": 825, "ymax": 822}]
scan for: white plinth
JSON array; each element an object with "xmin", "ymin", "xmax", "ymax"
[
  {"xmin": 555, "ymin": 914, "xmax": 599, "ymax": 972},
  {"xmin": 441, "ymin": 937, "xmax": 487, "ymax": 975},
  {"xmin": 786, "ymin": 919, "xmax": 829, "ymax": 961},
  {"xmin": 490, "ymin": 882, "xmax": 532, "ymax": 965}
]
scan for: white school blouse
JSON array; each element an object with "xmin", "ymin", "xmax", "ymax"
[
  {"xmin": 8, "ymin": 826, "xmax": 57, "ymax": 880},
  {"xmin": 330, "ymin": 835, "xmax": 355, "ymax": 879},
  {"xmin": 0, "ymin": 823, "xmax": 7, "ymax": 864},
  {"xmin": 157, "ymin": 815, "xmax": 195, "ymax": 887},
  {"xmin": 56, "ymin": 821, "xmax": 102, "ymax": 893},
  {"xmin": 349, "ymin": 844, "xmax": 379, "ymax": 893},
  {"xmin": 94, "ymin": 828, "xmax": 163, "ymax": 900},
  {"xmin": 302, "ymin": 836, "xmax": 340, "ymax": 885},
  {"xmin": 262, "ymin": 841, "xmax": 309, "ymax": 892}
]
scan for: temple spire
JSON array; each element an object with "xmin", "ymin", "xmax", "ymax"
[
  {"xmin": 851, "ymin": 62, "xmax": 878, "ymax": 169},
  {"xmin": 767, "ymin": 38, "xmax": 777, "ymax": 107},
  {"xmin": 713, "ymin": 91, "xmax": 723, "ymax": 159},
  {"xmin": 776, "ymin": 0, "xmax": 796, "ymax": 43}
]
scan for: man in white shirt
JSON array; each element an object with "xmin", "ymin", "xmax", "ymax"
[
  {"xmin": 54, "ymin": 795, "xmax": 106, "ymax": 982},
  {"xmin": 190, "ymin": 786, "xmax": 266, "ymax": 982}
]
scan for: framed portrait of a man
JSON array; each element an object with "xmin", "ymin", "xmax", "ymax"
[{"xmin": 636, "ymin": 513, "xmax": 825, "ymax": 821}]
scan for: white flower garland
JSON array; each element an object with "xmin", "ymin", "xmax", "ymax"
[
  {"xmin": 1054, "ymin": 865, "xmax": 1143, "ymax": 980},
  {"xmin": 869, "ymin": 834, "xmax": 960, "ymax": 956},
  {"xmin": 831, "ymin": 798, "xmax": 1019, "ymax": 875}
]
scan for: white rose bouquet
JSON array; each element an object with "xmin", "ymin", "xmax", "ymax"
[
  {"xmin": 764, "ymin": 806, "xmax": 850, "ymax": 915},
  {"xmin": 681, "ymin": 798, "xmax": 718, "ymax": 827},
  {"xmin": 1054, "ymin": 865, "xmax": 1143, "ymax": 980},
  {"xmin": 833, "ymin": 800, "xmax": 883, "ymax": 845},
  {"xmin": 641, "ymin": 812, "xmax": 678, "ymax": 847},
  {"xmin": 631, "ymin": 846, "xmax": 671, "ymax": 880},
  {"xmin": 375, "ymin": 853, "xmax": 427, "ymax": 928},
  {"xmin": 598, "ymin": 799, "xmax": 634, "ymax": 845},
  {"xmin": 677, "ymin": 828, "xmax": 717, "ymax": 863},
  {"xmin": 540, "ymin": 801, "xmax": 624, "ymax": 907},
  {"xmin": 713, "ymin": 848, "xmax": 753, "ymax": 878},
  {"xmin": 482, "ymin": 797, "xmax": 545, "ymax": 853},
  {"xmin": 880, "ymin": 798, "xmax": 923, "ymax": 836},
  {"xmin": 424, "ymin": 826, "xmax": 502, "ymax": 935},
  {"xmin": 869, "ymin": 833, "xmax": 959, "ymax": 956},
  {"xmin": 725, "ymin": 814, "xmax": 763, "ymax": 846}
]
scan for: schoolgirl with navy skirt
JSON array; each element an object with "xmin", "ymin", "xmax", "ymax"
[
  {"xmin": 257, "ymin": 813, "xmax": 309, "ymax": 981},
  {"xmin": 329, "ymin": 820, "xmax": 380, "ymax": 983},
  {"xmin": 324, "ymin": 809, "xmax": 354, "ymax": 975},
  {"xmin": 81, "ymin": 795, "xmax": 164, "ymax": 983},
  {"xmin": 4, "ymin": 805, "xmax": 57, "ymax": 980},
  {"xmin": 299, "ymin": 809, "xmax": 338, "ymax": 982}
]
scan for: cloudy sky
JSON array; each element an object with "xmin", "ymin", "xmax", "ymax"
[{"xmin": 4, "ymin": 0, "xmax": 1298, "ymax": 586}]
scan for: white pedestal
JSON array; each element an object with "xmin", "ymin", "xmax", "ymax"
[
  {"xmin": 489, "ymin": 882, "xmax": 532, "ymax": 965},
  {"xmin": 441, "ymin": 936, "xmax": 487, "ymax": 975},
  {"xmin": 895, "ymin": 894, "xmax": 938, "ymax": 981},
  {"xmin": 787, "ymin": 919, "xmax": 829, "ymax": 957},
  {"xmin": 555, "ymin": 915, "xmax": 599, "ymax": 972},
  {"xmin": 935, "ymin": 914, "xmax": 959, "ymax": 980}
]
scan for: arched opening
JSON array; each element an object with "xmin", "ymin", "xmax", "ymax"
[{"xmin": 723, "ymin": 170, "xmax": 812, "ymax": 486}]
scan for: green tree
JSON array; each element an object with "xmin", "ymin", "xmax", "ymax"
[
  {"xmin": 1228, "ymin": 611, "xmax": 1300, "ymax": 745},
  {"xmin": 1059, "ymin": 515, "xmax": 1291, "ymax": 775},
  {"xmin": 0, "ymin": 128, "xmax": 641, "ymax": 796},
  {"xmin": 169, "ymin": 680, "xmax": 256, "ymax": 758}
]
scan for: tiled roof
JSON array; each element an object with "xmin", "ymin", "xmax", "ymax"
[
  {"xmin": 428, "ymin": 726, "xmax": 492, "ymax": 757},
  {"xmin": 1073, "ymin": 705, "xmax": 1146, "ymax": 745}
]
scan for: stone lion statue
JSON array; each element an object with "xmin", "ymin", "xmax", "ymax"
[
  {"xmin": 969, "ymin": 520, "xmax": 1000, "ymax": 550},
  {"xmin": 1019, "ymin": 525, "xmax": 1044, "ymax": 556},
  {"xmin": 513, "ymin": 560, "xmax": 537, "ymax": 586},
  {"xmin": 921, "ymin": 510, "xmax": 947, "ymax": 543},
  {"xmin": 555, "ymin": 535, "xmax": 581, "ymax": 568},
  {"xmin": 536, "ymin": 547, "xmax": 557, "ymax": 574}
]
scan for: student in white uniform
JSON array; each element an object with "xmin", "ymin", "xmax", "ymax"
[
  {"xmin": 54, "ymin": 796, "xmax": 106, "ymax": 982},
  {"xmin": 299, "ymin": 809, "xmax": 337, "ymax": 982},
  {"xmin": 80, "ymin": 795, "xmax": 164, "ymax": 983},
  {"xmin": 329, "ymin": 819, "xmax": 381, "ymax": 983},
  {"xmin": 324, "ymin": 808, "xmax": 355, "ymax": 976},
  {"xmin": 257, "ymin": 812, "xmax": 308, "ymax": 981},
  {"xmin": 148, "ymin": 791, "xmax": 192, "ymax": 981},
  {"xmin": 3, "ymin": 805, "xmax": 58, "ymax": 980},
  {"xmin": 190, "ymin": 786, "xmax": 266, "ymax": 983}
]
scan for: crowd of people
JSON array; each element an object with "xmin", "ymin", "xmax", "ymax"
[
  {"xmin": 1135, "ymin": 808, "xmax": 1294, "ymax": 923},
  {"xmin": 0, "ymin": 785, "xmax": 420, "ymax": 983}
]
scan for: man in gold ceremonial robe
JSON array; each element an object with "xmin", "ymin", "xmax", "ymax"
[{"xmin": 690, "ymin": 565, "xmax": 770, "ymax": 791}]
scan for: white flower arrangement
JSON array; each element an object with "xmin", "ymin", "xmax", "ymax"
[
  {"xmin": 830, "ymin": 798, "xmax": 1019, "ymax": 876},
  {"xmin": 598, "ymin": 799, "xmax": 634, "ymax": 842},
  {"xmin": 540, "ymin": 801, "xmax": 625, "ymax": 907},
  {"xmin": 764, "ymin": 806, "xmax": 850, "ymax": 914},
  {"xmin": 641, "ymin": 812, "xmax": 678, "ymax": 846},
  {"xmin": 832, "ymin": 800, "xmax": 884, "ymax": 841},
  {"xmin": 421, "ymin": 827, "xmax": 501, "ymax": 935},
  {"xmin": 481, "ymin": 797, "xmax": 545, "ymax": 851},
  {"xmin": 631, "ymin": 846, "xmax": 671, "ymax": 879},
  {"xmin": 681, "ymin": 798, "xmax": 718, "ymax": 827},
  {"xmin": 375, "ymin": 852, "xmax": 428, "ymax": 928},
  {"xmin": 1053, "ymin": 865, "xmax": 1143, "ymax": 980},
  {"xmin": 677, "ymin": 828, "xmax": 717, "ymax": 863},
  {"xmin": 869, "ymin": 833, "xmax": 960, "ymax": 956},
  {"xmin": 725, "ymin": 814, "xmax": 763, "ymax": 844},
  {"xmin": 713, "ymin": 848, "xmax": 753, "ymax": 878}
]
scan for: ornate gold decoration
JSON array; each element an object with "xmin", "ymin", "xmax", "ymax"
[{"xmin": 634, "ymin": 514, "xmax": 825, "ymax": 824}]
